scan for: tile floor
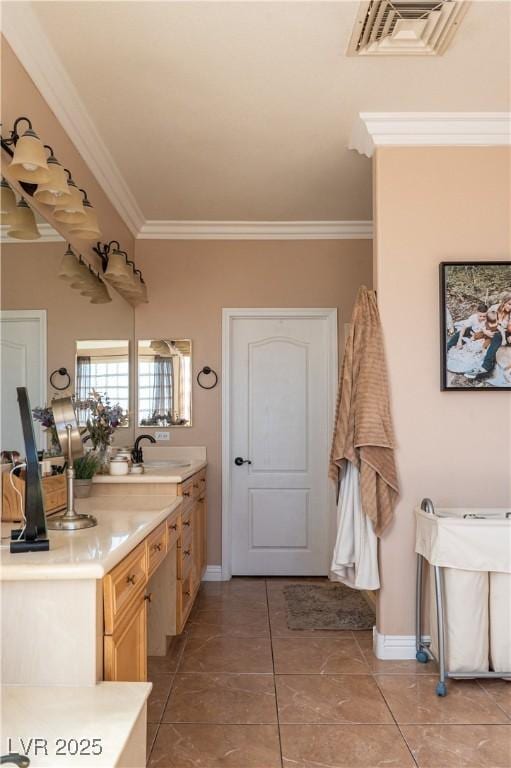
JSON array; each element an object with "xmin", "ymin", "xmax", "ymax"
[{"xmin": 146, "ymin": 578, "xmax": 511, "ymax": 767}]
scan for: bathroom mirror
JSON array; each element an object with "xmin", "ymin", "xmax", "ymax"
[
  {"xmin": 138, "ymin": 339, "xmax": 192, "ymax": 427},
  {"xmin": 75, "ymin": 340, "xmax": 130, "ymax": 427},
  {"xmin": 0, "ymin": 222, "xmax": 135, "ymax": 454}
]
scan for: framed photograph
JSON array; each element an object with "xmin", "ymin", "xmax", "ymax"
[{"xmin": 440, "ymin": 261, "xmax": 511, "ymax": 390}]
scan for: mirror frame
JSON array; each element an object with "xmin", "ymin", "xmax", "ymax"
[
  {"xmin": 74, "ymin": 338, "xmax": 131, "ymax": 428},
  {"xmin": 136, "ymin": 339, "xmax": 193, "ymax": 428}
]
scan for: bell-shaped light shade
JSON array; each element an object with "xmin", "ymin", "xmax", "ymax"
[
  {"xmin": 53, "ymin": 180, "xmax": 86, "ymax": 224},
  {"xmin": 58, "ymin": 247, "xmax": 84, "ymax": 283},
  {"xmin": 104, "ymin": 248, "xmax": 132, "ymax": 284},
  {"xmin": 69, "ymin": 200, "xmax": 101, "ymax": 241},
  {"xmin": 9, "ymin": 128, "xmax": 50, "ymax": 184},
  {"xmin": 7, "ymin": 198, "xmax": 41, "ymax": 240},
  {"xmin": 34, "ymin": 156, "xmax": 71, "ymax": 206},
  {"xmin": 0, "ymin": 178, "xmax": 17, "ymax": 223},
  {"xmin": 90, "ymin": 280, "xmax": 111, "ymax": 305}
]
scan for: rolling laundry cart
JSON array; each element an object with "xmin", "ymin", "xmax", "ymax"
[{"xmin": 415, "ymin": 498, "xmax": 511, "ymax": 696}]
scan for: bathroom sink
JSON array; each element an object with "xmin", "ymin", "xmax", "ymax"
[{"xmin": 143, "ymin": 460, "xmax": 191, "ymax": 470}]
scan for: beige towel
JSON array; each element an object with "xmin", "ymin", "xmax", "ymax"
[{"xmin": 329, "ymin": 286, "xmax": 399, "ymax": 535}]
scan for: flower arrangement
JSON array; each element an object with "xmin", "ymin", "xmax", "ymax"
[
  {"xmin": 76, "ymin": 390, "xmax": 128, "ymax": 452},
  {"xmin": 32, "ymin": 405, "xmax": 60, "ymax": 453}
]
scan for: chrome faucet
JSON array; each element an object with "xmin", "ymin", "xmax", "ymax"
[{"xmin": 132, "ymin": 434, "xmax": 156, "ymax": 464}]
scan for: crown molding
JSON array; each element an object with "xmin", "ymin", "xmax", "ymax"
[
  {"xmin": 2, "ymin": 2, "xmax": 145, "ymax": 236},
  {"xmin": 350, "ymin": 112, "xmax": 511, "ymax": 158},
  {"xmin": 138, "ymin": 220, "xmax": 373, "ymax": 240},
  {"xmin": 1, "ymin": 223, "xmax": 64, "ymax": 243}
]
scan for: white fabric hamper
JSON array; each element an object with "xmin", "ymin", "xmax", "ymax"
[
  {"xmin": 489, "ymin": 571, "xmax": 511, "ymax": 675},
  {"xmin": 416, "ymin": 507, "xmax": 511, "ymax": 676},
  {"xmin": 429, "ymin": 567, "xmax": 489, "ymax": 673}
]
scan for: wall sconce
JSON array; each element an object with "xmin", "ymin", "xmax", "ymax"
[
  {"xmin": 0, "ymin": 177, "xmax": 17, "ymax": 223},
  {"xmin": 33, "ymin": 146, "xmax": 71, "ymax": 206},
  {"xmin": 5, "ymin": 117, "xmax": 50, "ymax": 185},
  {"xmin": 58, "ymin": 244, "xmax": 111, "ymax": 304},
  {"xmin": 7, "ymin": 197, "xmax": 40, "ymax": 240},
  {"xmin": 93, "ymin": 240, "xmax": 148, "ymax": 306}
]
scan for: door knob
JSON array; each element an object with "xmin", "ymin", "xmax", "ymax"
[{"xmin": 234, "ymin": 457, "xmax": 252, "ymax": 466}]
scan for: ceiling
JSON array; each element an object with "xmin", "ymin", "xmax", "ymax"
[{"xmin": 6, "ymin": 1, "xmax": 511, "ymax": 225}]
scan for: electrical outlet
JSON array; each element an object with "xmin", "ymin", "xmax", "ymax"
[{"xmin": 155, "ymin": 431, "xmax": 170, "ymax": 441}]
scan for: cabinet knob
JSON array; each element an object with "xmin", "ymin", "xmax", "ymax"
[
  {"xmin": 184, "ymin": 549, "xmax": 191, "ymax": 556},
  {"xmin": 169, "ymin": 523, "xmax": 178, "ymax": 531},
  {"xmin": 183, "ymin": 491, "xmax": 190, "ymax": 497},
  {"xmin": 183, "ymin": 520, "xmax": 191, "ymax": 527},
  {"xmin": 126, "ymin": 574, "xmax": 136, "ymax": 585},
  {"xmin": 144, "ymin": 593, "xmax": 152, "ymax": 602},
  {"xmin": 184, "ymin": 590, "xmax": 191, "ymax": 597}
]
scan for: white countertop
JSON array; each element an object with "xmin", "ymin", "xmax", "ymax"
[
  {"xmin": 1, "ymin": 682, "xmax": 151, "ymax": 767},
  {"xmin": 92, "ymin": 458, "xmax": 207, "ymax": 484},
  {"xmin": 0, "ymin": 495, "xmax": 182, "ymax": 582}
]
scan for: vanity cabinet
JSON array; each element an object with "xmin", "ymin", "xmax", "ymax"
[
  {"xmin": 176, "ymin": 469, "xmax": 207, "ymax": 632},
  {"xmin": 102, "ymin": 467, "xmax": 207, "ymax": 681}
]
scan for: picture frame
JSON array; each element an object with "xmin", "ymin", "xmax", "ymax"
[{"xmin": 440, "ymin": 261, "xmax": 511, "ymax": 391}]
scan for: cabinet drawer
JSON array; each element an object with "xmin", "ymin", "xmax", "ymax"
[
  {"xmin": 181, "ymin": 505, "xmax": 193, "ymax": 532},
  {"xmin": 104, "ymin": 542, "xmax": 147, "ymax": 635},
  {"xmin": 166, "ymin": 511, "xmax": 180, "ymax": 550},
  {"xmin": 177, "ymin": 573, "xmax": 194, "ymax": 631},
  {"xmin": 179, "ymin": 479, "xmax": 194, "ymax": 508},
  {"xmin": 146, "ymin": 522, "xmax": 167, "ymax": 578},
  {"xmin": 178, "ymin": 535, "xmax": 193, "ymax": 580},
  {"xmin": 191, "ymin": 470, "xmax": 206, "ymax": 500}
]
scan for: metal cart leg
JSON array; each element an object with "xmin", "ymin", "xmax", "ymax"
[
  {"xmin": 415, "ymin": 554, "xmax": 429, "ymax": 663},
  {"xmin": 434, "ymin": 564, "xmax": 448, "ymax": 696}
]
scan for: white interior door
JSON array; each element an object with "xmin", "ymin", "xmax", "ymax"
[
  {"xmin": 0, "ymin": 311, "xmax": 46, "ymax": 453},
  {"xmin": 225, "ymin": 309, "xmax": 337, "ymax": 576}
]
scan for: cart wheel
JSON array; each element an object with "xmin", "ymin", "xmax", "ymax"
[
  {"xmin": 416, "ymin": 650, "xmax": 429, "ymax": 664},
  {"xmin": 436, "ymin": 682, "xmax": 447, "ymax": 697}
]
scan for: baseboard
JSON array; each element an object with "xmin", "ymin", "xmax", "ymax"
[
  {"xmin": 202, "ymin": 565, "xmax": 224, "ymax": 582},
  {"xmin": 373, "ymin": 628, "xmax": 431, "ymax": 660}
]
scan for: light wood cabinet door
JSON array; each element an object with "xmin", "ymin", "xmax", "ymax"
[{"xmin": 104, "ymin": 595, "xmax": 147, "ymax": 682}]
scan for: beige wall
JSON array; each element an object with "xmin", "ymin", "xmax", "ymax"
[
  {"xmin": 135, "ymin": 239, "xmax": 373, "ymax": 564},
  {"xmin": 1, "ymin": 243, "xmax": 135, "ymax": 443},
  {"xmin": 374, "ymin": 147, "xmax": 511, "ymax": 635}
]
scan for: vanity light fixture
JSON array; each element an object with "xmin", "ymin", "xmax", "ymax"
[
  {"xmin": 68, "ymin": 189, "xmax": 101, "ymax": 241},
  {"xmin": 58, "ymin": 244, "xmax": 111, "ymax": 304},
  {"xmin": 1, "ymin": 116, "xmax": 100, "ymax": 236},
  {"xmin": 93, "ymin": 240, "xmax": 149, "ymax": 306},
  {"xmin": 33, "ymin": 146, "xmax": 71, "ymax": 206},
  {"xmin": 0, "ymin": 177, "xmax": 16, "ymax": 223},
  {"xmin": 6, "ymin": 197, "xmax": 41, "ymax": 240},
  {"xmin": 6, "ymin": 117, "xmax": 50, "ymax": 185},
  {"xmin": 52, "ymin": 170, "xmax": 87, "ymax": 224}
]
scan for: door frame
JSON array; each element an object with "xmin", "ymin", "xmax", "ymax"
[
  {"xmin": 0, "ymin": 309, "xmax": 47, "ymax": 448},
  {"xmin": 221, "ymin": 307, "xmax": 338, "ymax": 581}
]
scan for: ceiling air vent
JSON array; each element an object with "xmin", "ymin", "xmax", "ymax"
[{"xmin": 347, "ymin": 0, "xmax": 469, "ymax": 56}]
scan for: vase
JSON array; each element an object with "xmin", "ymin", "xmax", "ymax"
[
  {"xmin": 93, "ymin": 445, "xmax": 112, "ymax": 474},
  {"xmin": 74, "ymin": 479, "xmax": 92, "ymax": 498}
]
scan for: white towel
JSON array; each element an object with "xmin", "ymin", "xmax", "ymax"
[{"xmin": 330, "ymin": 460, "xmax": 380, "ymax": 590}]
